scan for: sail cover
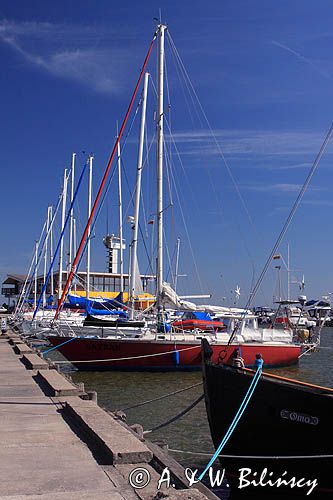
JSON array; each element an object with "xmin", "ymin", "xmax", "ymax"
[{"xmin": 161, "ymin": 282, "xmax": 250, "ymax": 315}]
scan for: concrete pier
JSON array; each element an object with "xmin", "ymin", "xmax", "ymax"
[{"xmin": 0, "ymin": 328, "xmax": 218, "ymax": 499}]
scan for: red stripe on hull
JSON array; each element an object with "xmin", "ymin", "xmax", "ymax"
[{"xmin": 47, "ymin": 337, "xmax": 301, "ymax": 370}]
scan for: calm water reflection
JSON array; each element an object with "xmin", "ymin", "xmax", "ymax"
[
  {"xmin": 62, "ymin": 329, "xmax": 332, "ymax": 499},
  {"xmin": 70, "ymin": 329, "xmax": 332, "ymax": 472}
]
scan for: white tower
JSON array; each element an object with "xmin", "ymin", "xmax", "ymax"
[{"xmin": 103, "ymin": 235, "xmax": 126, "ymax": 274}]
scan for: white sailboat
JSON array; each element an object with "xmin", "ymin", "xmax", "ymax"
[{"xmin": 43, "ymin": 24, "xmax": 306, "ymax": 370}]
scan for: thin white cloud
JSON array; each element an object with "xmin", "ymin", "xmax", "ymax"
[
  {"xmin": 240, "ymin": 183, "xmax": 325, "ymax": 194},
  {"xmin": 271, "ymin": 40, "xmax": 331, "ymax": 80},
  {"xmin": 302, "ymin": 199, "xmax": 333, "ymax": 207},
  {"xmin": 168, "ymin": 129, "xmax": 330, "ymax": 157},
  {"xmin": 266, "ymin": 162, "xmax": 312, "ymax": 171},
  {"xmin": 0, "ymin": 19, "xmax": 135, "ymax": 94}
]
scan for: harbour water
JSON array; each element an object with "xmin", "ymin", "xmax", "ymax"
[{"xmin": 68, "ymin": 328, "xmax": 333, "ymax": 497}]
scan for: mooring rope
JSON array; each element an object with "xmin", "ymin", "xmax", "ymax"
[
  {"xmin": 42, "ymin": 337, "xmax": 77, "ymax": 357},
  {"xmin": 48, "ymin": 344, "xmax": 201, "ymax": 364},
  {"xmin": 143, "ymin": 393, "xmax": 204, "ymax": 435},
  {"xmin": 169, "ymin": 449, "xmax": 333, "ymax": 460},
  {"xmin": 120, "ymin": 381, "xmax": 202, "ymax": 412},
  {"xmin": 198, "ymin": 366, "xmax": 262, "ymax": 480}
]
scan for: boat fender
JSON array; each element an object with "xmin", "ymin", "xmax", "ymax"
[
  {"xmin": 157, "ymin": 322, "xmax": 171, "ymax": 333},
  {"xmin": 173, "ymin": 347, "xmax": 180, "ymax": 365}
]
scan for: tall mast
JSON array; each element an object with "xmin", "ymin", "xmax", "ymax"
[
  {"xmin": 68, "ymin": 153, "xmax": 76, "ymax": 275},
  {"xmin": 49, "ymin": 205, "xmax": 54, "ymax": 298},
  {"xmin": 117, "ymin": 130, "xmax": 124, "ymax": 294},
  {"xmin": 54, "ymin": 32, "xmax": 157, "ymax": 320},
  {"xmin": 15, "ymin": 244, "xmax": 36, "ymax": 316},
  {"xmin": 58, "ymin": 169, "xmax": 68, "ymax": 302},
  {"xmin": 73, "ymin": 217, "xmax": 77, "ymax": 293},
  {"xmin": 174, "ymin": 237, "xmax": 181, "ymax": 293},
  {"xmin": 287, "ymin": 243, "xmax": 290, "ymax": 301},
  {"xmin": 156, "ymin": 24, "xmax": 166, "ymax": 312},
  {"xmin": 42, "ymin": 206, "xmax": 52, "ymax": 307},
  {"xmin": 129, "ymin": 72, "xmax": 149, "ymax": 319},
  {"xmin": 34, "ymin": 240, "xmax": 39, "ymax": 313},
  {"xmin": 86, "ymin": 156, "xmax": 93, "ymax": 301}
]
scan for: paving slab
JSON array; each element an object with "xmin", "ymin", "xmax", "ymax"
[
  {"xmin": 13, "ymin": 343, "xmax": 33, "ymax": 355},
  {"xmin": 3, "ymin": 492, "xmax": 127, "ymax": 500},
  {"xmin": 0, "ymin": 446, "xmax": 128, "ymax": 496},
  {"xmin": 0, "ymin": 413, "xmax": 72, "ymax": 432},
  {"xmin": 37, "ymin": 369, "xmax": 81, "ymax": 396},
  {"xmin": 0, "ymin": 331, "xmax": 215, "ymax": 500},
  {"xmin": 0, "ymin": 335, "xmax": 136, "ymax": 499},
  {"xmin": 65, "ymin": 401, "xmax": 153, "ymax": 464},
  {"xmin": 12, "ymin": 339, "xmax": 25, "ymax": 345},
  {"xmin": 22, "ymin": 353, "xmax": 49, "ymax": 370},
  {"xmin": 8, "ymin": 339, "xmax": 22, "ymax": 346},
  {"xmin": 0, "ymin": 385, "xmax": 44, "ymax": 397},
  {"xmin": 7, "ymin": 334, "xmax": 22, "ymax": 345},
  {"xmin": 0, "ymin": 366, "xmax": 33, "ymax": 376}
]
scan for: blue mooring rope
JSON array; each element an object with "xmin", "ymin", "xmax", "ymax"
[
  {"xmin": 198, "ymin": 366, "xmax": 262, "ymax": 480},
  {"xmin": 42, "ymin": 337, "xmax": 77, "ymax": 357}
]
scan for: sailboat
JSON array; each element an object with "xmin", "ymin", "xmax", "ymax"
[
  {"xmin": 201, "ymin": 339, "xmax": 333, "ymax": 498},
  {"xmin": 199, "ymin": 111, "xmax": 333, "ymax": 497},
  {"xmin": 43, "ymin": 24, "xmax": 308, "ymax": 370}
]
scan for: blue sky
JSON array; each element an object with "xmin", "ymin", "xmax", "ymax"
[{"xmin": 1, "ymin": 0, "xmax": 333, "ymax": 306}]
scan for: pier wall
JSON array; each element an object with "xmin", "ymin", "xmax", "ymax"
[{"xmin": 0, "ymin": 324, "xmax": 217, "ymax": 499}]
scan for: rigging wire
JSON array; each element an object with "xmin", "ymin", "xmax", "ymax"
[
  {"xmin": 121, "ymin": 157, "xmax": 155, "ymax": 276},
  {"xmin": 33, "ymin": 165, "xmax": 86, "ymax": 320},
  {"xmin": 167, "ymin": 32, "xmax": 260, "ymax": 299},
  {"xmin": 227, "ymin": 121, "xmax": 333, "ymax": 345},
  {"xmin": 55, "ymin": 84, "xmax": 148, "ymax": 314},
  {"xmin": 18, "ymin": 180, "xmax": 67, "ymax": 315},
  {"xmin": 15, "ymin": 226, "xmax": 46, "ymax": 315},
  {"xmin": 150, "ymin": 54, "xmax": 243, "ymax": 299},
  {"xmin": 167, "ymin": 31, "xmax": 257, "ymax": 234},
  {"xmin": 55, "ymin": 30, "xmax": 158, "ymax": 319},
  {"xmin": 163, "ymin": 225, "xmax": 175, "ymax": 286},
  {"xmin": 165, "ymin": 145, "xmax": 204, "ymax": 292},
  {"xmin": 149, "ymin": 74, "xmax": 204, "ymax": 292},
  {"xmin": 166, "ymin": 33, "xmax": 231, "ymax": 249}
]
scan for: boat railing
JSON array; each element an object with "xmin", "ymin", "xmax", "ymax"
[{"xmin": 239, "ymin": 365, "xmax": 333, "ymax": 394}]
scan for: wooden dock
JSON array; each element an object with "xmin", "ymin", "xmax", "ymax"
[{"xmin": 0, "ymin": 327, "xmax": 218, "ymax": 499}]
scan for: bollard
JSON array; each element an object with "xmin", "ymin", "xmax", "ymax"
[
  {"xmin": 130, "ymin": 423, "xmax": 144, "ymax": 439},
  {"xmin": 114, "ymin": 410, "xmax": 127, "ymax": 422},
  {"xmin": 76, "ymin": 382, "xmax": 85, "ymax": 392},
  {"xmin": 87, "ymin": 391, "xmax": 98, "ymax": 403},
  {"xmin": 1, "ymin": 318, "xmax": 7, "ymax": 333},
  {"xmin": 151, "ymin": 439, "xmax": 169, "ymax": 451}
]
